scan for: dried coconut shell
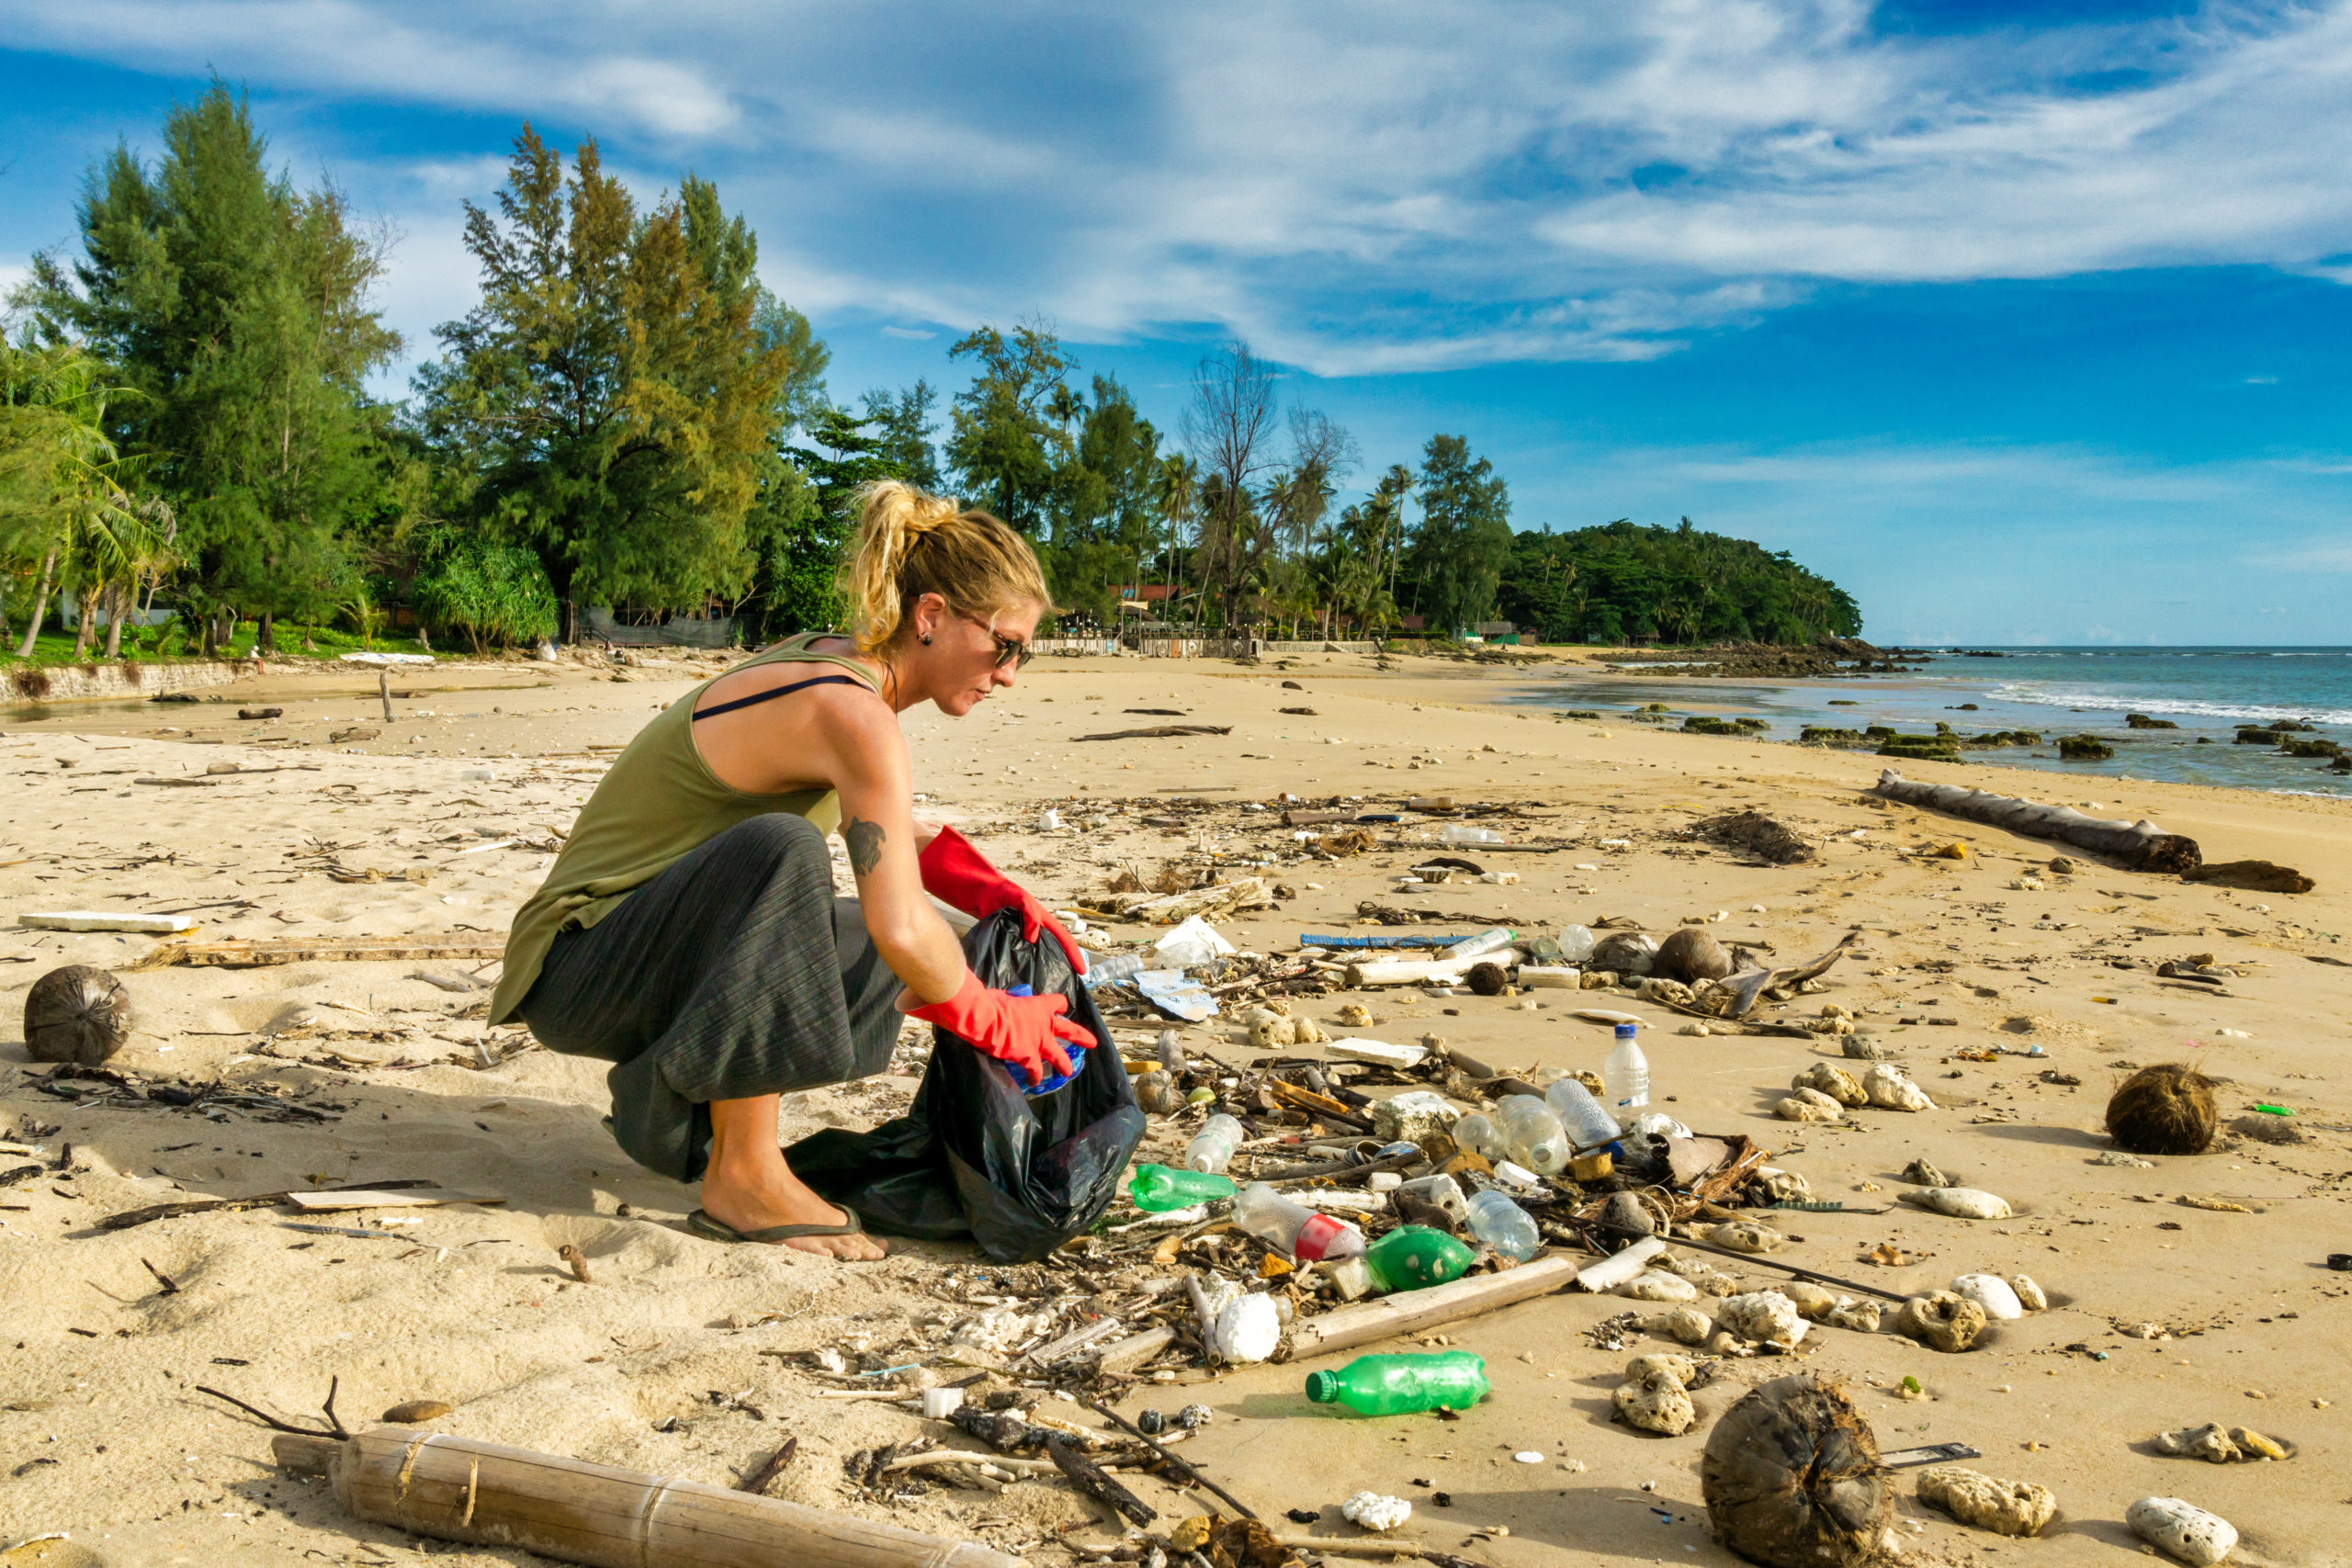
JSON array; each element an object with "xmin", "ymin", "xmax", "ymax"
[
  {"xmin": 1702, "ymin": 1373, "xmax": 1891, "ymax": 1568},
  {"xmin": 2107, "ymin": 1063, "xmax": 2218, "ymax": 1156}
]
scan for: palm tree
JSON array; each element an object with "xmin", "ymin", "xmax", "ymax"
[
  {"xmin": 1, "ymin": 344, "xmax": 175, "ymax": 659},
  {"xmin": 1154, "ymin": 454, "xmax": 1199, "ymax": 627}
]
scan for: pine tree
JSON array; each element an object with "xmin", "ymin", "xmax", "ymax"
[{"xmin": 18, "ymin": 81, "xmax": 398, "ymax": 653}]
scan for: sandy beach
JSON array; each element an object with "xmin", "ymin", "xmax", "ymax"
[{"xmin": 2, "ymin": 646, "xmax": 2345, "ymax": 1568}]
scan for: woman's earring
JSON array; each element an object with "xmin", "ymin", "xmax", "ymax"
[{"xmin": 920, "ymin": 634, "xmax": 932, "ymax": 645}]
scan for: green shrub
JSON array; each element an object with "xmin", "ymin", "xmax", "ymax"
[{"xmin": 413, "ymin": 539, "xmax": 558, "ymax": 653}]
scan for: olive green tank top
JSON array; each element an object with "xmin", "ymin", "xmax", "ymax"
[{"xmin": 489, "ymin": 633, "xmax": 880, "ymax": 1023}]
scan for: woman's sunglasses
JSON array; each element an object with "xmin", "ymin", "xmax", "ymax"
[{"xmin": 961, "ymin": 614, "xmax": 1034, "ymax": 669}]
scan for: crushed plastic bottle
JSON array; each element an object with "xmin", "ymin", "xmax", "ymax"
[
  {"xmin": 1451, "ymin": 1111, "xmax": 1504, "ymax": 1159},
  {"xmin": 1185, "ymin": 1113, "xmax": 1245, "ymax": 1174},
  {"xmin": 1604, "ymin": 1021, "xmax": 1651, "ymax": 1114},
  {"xmin": 1464, "ymin": 1189, "xmax": 1542, "ymax": 1261},
  {"xmin": 1326, "ymin": 1226, "xmax": 1476, "ymax": 1300},
  {"xmin": 1555, "ymin": 924, "xmax": 1597, "ymax": 964},
  {"xmin": 1544, "ymin": 1075, "xmax": 1622, "ymax": 1148},
  {"xmin": 1231, "ymin": 1182, "xmax": 1365, "ymax": 1262},
  {"xmin": 1305, "ymin": 1351, "xmax": 1490, "ymax": 1416},
  {"xmin": 1442, "ymin": 926, "xmax": 1515, "ymax": 962},
  {"xmin": 1128, "ymin": 1164, "xmax": 1238, "ymax": 1211},
  {"xmin": 1494, "ymin": 1094, "xmax": 1569, "ymax": 1174},
  {"xmin": 1439, "ymin": 824, "xmax": 1505, "ymax": 848}
]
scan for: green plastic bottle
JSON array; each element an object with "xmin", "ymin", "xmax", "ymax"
[
  {"xmin": 1128, "ymin": 1163, "xmax": 1238, "ymax": 1212},
  {"xmin": 1324, "ymin": 1224, "xmax": 1476, "ymax": 1300},
  {"xmin": 1365, "ymin": 1225, "xmax": 1476, "ymax": 1291},
  {"xmin": 1305, "ymin": 1351, "xmax": 1490, "ymax": 1415}
]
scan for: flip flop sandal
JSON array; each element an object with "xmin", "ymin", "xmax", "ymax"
[{"xmin": 686, "ymin": 1204, "xmax": 880, "ymax": 1249}]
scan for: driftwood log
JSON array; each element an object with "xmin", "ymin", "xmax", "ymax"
[
  {"xmin": 275, "ymin": 1427, "xmax": 1019, "ymax": 1568},
  {"xmin": 1871, "ymin": 770, "xmax": 2200, "ymax": 873}
]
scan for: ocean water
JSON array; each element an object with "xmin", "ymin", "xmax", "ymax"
[{"xmin": 1514, "ymin": 646, "xmax": 2352, "ymax": 797}]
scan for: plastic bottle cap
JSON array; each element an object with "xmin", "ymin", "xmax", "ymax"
[{"xmin": 1305, "ymin": 1370, "xmax": 1338, "ymax": 1403}]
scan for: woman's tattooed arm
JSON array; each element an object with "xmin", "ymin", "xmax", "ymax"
[{"xmin": 844, "ymin": 815, "xmax": 886, "ymax": 876}]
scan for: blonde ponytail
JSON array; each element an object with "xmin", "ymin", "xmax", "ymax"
[{"xmin": 842, "ymin": 479, "xmax": 1057, "ymax": 654}]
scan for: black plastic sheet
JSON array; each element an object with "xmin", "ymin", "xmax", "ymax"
[{"xmin": 784, "ymin": 909, "xmax": 1145, "ymax": 1261}]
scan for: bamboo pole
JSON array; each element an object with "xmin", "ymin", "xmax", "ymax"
[
  {"xmin": 1284, "ymin": 1253, "xmax": 1584, "ymax": 1359},
  {"xmin": 317, "ymin": 1427, "xmax": 1019, "ymax": 1568}
]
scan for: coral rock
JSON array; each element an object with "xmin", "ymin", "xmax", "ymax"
[
  {"xmin": 1615, "ymin": 1369, "xmax": 1698, "ymax": 1435},
  {"xmin": 1715, "ymin": 1292, "xmax": 1808, "ymax": 1348},
  {"xmin": 1916, "ymin": 1466, "xmax": 2056, "ymax": 1538},
  {"xmin": 2126, "ymin": 1496, "xmax": 2236, "ymax": 1565},
  {"xmin": 1903, "ymin": 1292, "xmax": 1988, "ymax": 1353},
  {"xmin": 1862, "ymin": 1063, "xmax": 1935, "ymax": 1111},
  {"xmin": 1792, "ymin": 1062, "xmax": 1867, "ymax": 1106}
]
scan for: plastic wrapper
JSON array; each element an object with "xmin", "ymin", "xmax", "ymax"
[{"xmin": 784, "ymin": 909, "xmax": 1145, "ymax": 1261}]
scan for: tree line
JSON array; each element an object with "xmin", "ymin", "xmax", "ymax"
[{"xmin": 1, "ymin": 86, "xmax": 1861, "ymax": 658}]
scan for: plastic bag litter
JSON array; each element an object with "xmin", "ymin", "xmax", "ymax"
[
  {"xmin": 1155, "ymin": 914, "xmax": 1237, "ymax": 968},
  {"xmin": 783, "ymin": 909, "xmax": 1146, "ymax": 1262}
]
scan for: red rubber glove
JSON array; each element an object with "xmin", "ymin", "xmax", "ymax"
[
  {"xmin": 920, "ymin": 824, "xmax": 1088, "ymax": 975},
  {"xmin": 910, "ymin": 972, "xmax": 1093, "ymax": 1088}
]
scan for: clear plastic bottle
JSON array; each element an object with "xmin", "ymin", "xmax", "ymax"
[
  {"xmin": 1555, "ymin": 924, "xmax": 1597, "ymax": 964},
  {"xmin": 1082, "ymin": 950, "xmax": 1148, "ymax": 987},
  {"xmin": 1442, "ymin": 926, "xmax": 1515, "ymax": 962},
  {"xmin": 1493, "ymin": 1094, "xmax": 1569, "ymax": 1174},
  {"xmin": 1230, "ymin": 1182, "xmax": 1365, "ymax": 1262},
  {"xmin": 1464, "ymin": 1189, "xmax": 1542, "ymax": 1261},
  {"xmin": 1305, "ymin": 1351, "xmax": 1490, "ymax": 1415},
  {"xmin": 1185, "ymin": 1113, "xmax": 1245, "ymax": 1174},
  {"xmin": 1439, "ymin": 824, "xmax": 1505, "ymax": 847},
  {"xmin": 1128, "ymin": 1164, "xmax": 1238, "ymax": 1212},
  {"xmin": 1604, "ymin": 1021, "xmax": 1650, "ymax": 1115},
  {"xmin": 1451, "ymin": 1111, "xmax": 1503, "ymax": 1159},
  {"xmin": 1544, "ymin": 1075, "xmax": 1622, "ymax": 1148}
]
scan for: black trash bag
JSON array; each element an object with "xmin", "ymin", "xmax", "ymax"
[{"xmin": 783, "ymin": 908, "xmax": 1144, "ymax": 1262}]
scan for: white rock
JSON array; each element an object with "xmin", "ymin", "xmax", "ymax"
[
  {"xmin": 1208, "ymin": 1293, "xmax": 1282, "ymax": 1364},
  {"xmin": 1371, "ymin": 1091, "xmax": 1459, "ymax": 1145},
  {"xmin": 1649, "ymin": 1306, "xmax": 1713, "ymax": 1345},
  {"xmin": 1900, "ymin": 1187, "xmax": 2013, "ymax": 1221},
  {"xmin": 1825, "ymin": 1298, "xmax": 1883, "ymax": 1333},
  {"xmin": 1340, "ymin": 1492, "xmax": 1413, "ymax": 1532},
  {"xmin": 2008, "ymin": 1274, "xmax": 2048, "ymax": 1312},
  {"xmin": 1715, "ymin": 1292, "xmax": 1807, "ymax": 1348},
  {"xmin": 1792, "ymin": 1061, "xmax": 1868, "ymax": 1107},
  {"xmin": 2127, "ymin": 1496, "xmax": 2237, "ymax": 1565},
  {"xmin": 1617, "ymin": 1269, "xmax": 1699, "ymax": 1302},
  {"xmin": 1624, "ymin": 1353, "xmax": 1698, "ymax": 1384},
  {"xmin": 1863, "ymin": 1063, "xmax": 1936, "ymax": 1111},
  {"xmin": 1775, "ymin": 1280, "xmax": 1844, "ymax": 1321},
  {"xmin": 1703, "ymin": 1221, "xmax": 1786, "ymax": 1254},
  {"xmin": 1950, "ymin": 1274, "xmax": 2025, "ymax": 1320},
  {"xmin": 1613, "ymin": 1370, "xmax": 1696, "ymax": 1436}
]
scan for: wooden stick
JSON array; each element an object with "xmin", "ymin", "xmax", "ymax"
[
  {"xmin": 1284, "ymin": 1254, "xmax": 1584, "ymax": 1360},
  {"xmin": 379, "ymin": 667, "xmax": 392, "ymax": 724},
  {"xmin": 1083, "ymin": 1403, "xmax": 1258, "ymax": 1522},
  {"xmin": 324, "ymin": 1427, "xmax": 1021, "ymax": 1568},
  {"xmin": 1048, "ymin": 1438, "xmax": 1158, "ymax": 1527},
  {"xmin": 130, "ymin": 934, "xmax": 509, "ymax": 971},
  {"xmin": 1090, "ymin": 1325, "xmax": 1175, "ymax": 1377},
  {"xmin": 739, "ymin": 1436, "xmax": 798, "ymax": 1495}
]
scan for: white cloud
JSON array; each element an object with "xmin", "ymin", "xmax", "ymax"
[
  {"xmin": 878, "ymin": 326, "xmax": 937, "ymax": 340},
  {"xmin": 16, "ymin": 2, "xmax": 2352, "ymax": 371}
]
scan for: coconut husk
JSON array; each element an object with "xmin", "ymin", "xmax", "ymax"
[
  {"xmin": 2106, "ymin": 1062, "xmax": 2218, "ymax": 1156},
  {"xmin": 24, "ymin": 964, "xmax": 133, "ymax": 1066},
  {"xmin": 1657, "ymin": 927, "xmax": 1734, "ymax": 982},
  {"xmin": 1702, "ymin": 1373, "xmax": 1890, "ymax": 1568}
]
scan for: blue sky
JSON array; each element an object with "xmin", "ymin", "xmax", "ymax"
[{"xmin": 3, "ymin": 1, "xmax": 2348, "ymax": 644}]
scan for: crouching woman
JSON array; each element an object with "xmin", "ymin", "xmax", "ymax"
[{"xmin": 487, "ymin": 481, "xmax": 1090, "ymax": 1258}]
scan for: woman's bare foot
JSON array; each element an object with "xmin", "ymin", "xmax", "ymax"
[{"xmin": 703, "ymin": 1095, "xmax": 888, "ymax": 1260}]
